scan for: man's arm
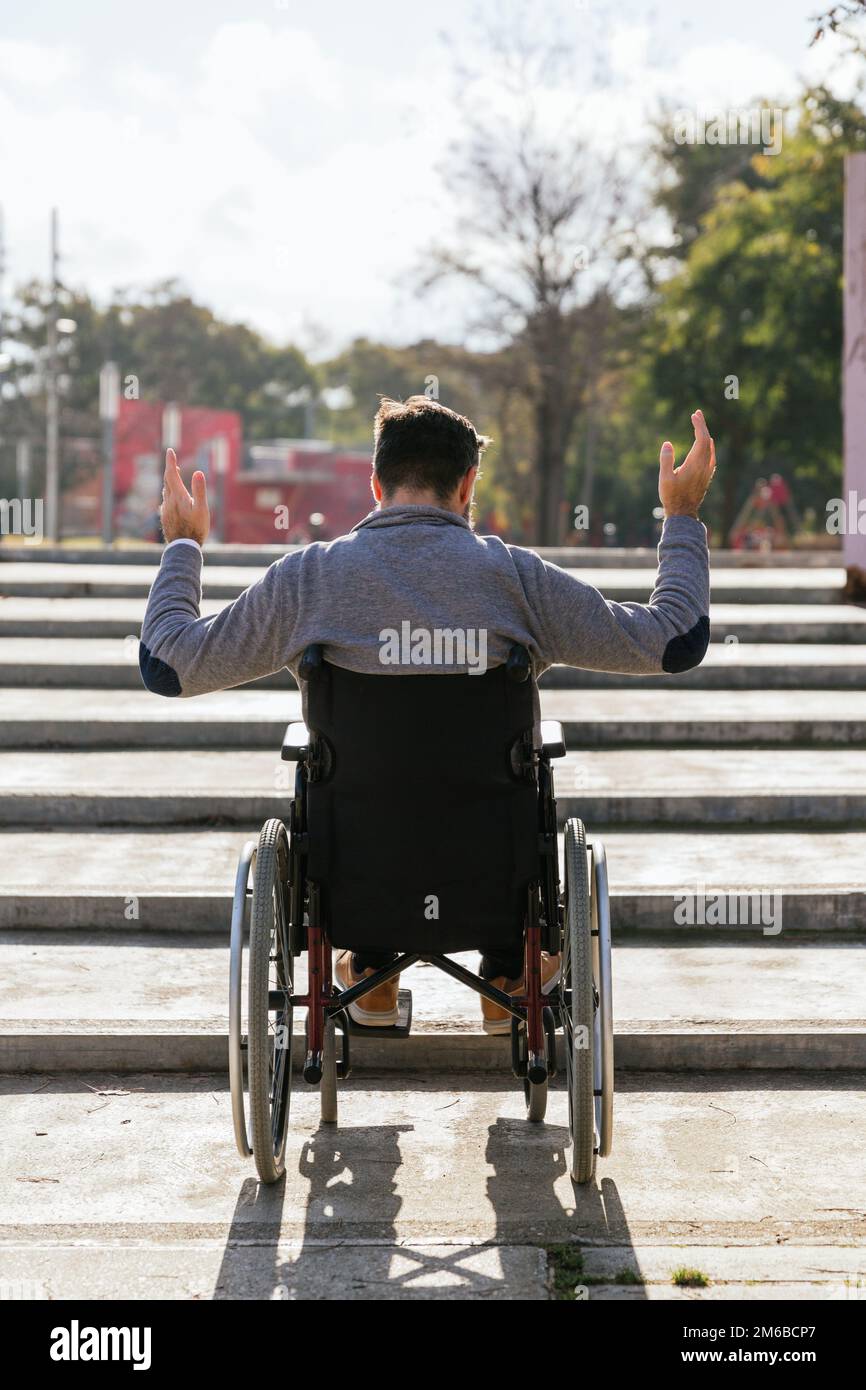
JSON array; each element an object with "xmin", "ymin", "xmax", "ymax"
[
  {"xmin": 527, "ymin": 410, "xmax": 715, "ymax": 675},
  {"xmin": 529, "ymin": 514, "xmax": 709, "ymax": 674},
  {"xmin": 139, "ymin": 542, "xmax": 297, "ymax": 696},
  {"xmin": 138, "ymin": 449, "xmax": 297, "ymax": 696}
]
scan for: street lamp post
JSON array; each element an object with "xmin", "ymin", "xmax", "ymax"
[
  {"xmin": 99, "ymin": 361, "xmax": 120, "ymax": 544},
  {"xmin": 45, "ymin": 209, "xmax": 60, "ymax": 542},
  {"xmin": 16, "ymin": 439, "xmax": 32, "ymax": 499},
  {"xmin": 160, "ymin": 405, "xmax": 182, "ymax": 543},
  {"xmin": 162, "ymin": 403, "xmax": 182, "ymax": 454},
  {"xmin": 214, "ymin": 433, "xmax": 230, "ymax": 542}
]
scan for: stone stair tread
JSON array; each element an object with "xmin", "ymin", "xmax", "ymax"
[
  {"xmin": 4, "ymin": 688, "xmax": 866, "ymax": 754},
  {"xmin": 2, "ymin": 636, "xmax": 864, "ymax": 666},
  {"xmin": 0, "ymin": 540, "xmax": 844, "ymax": 564},
  {"xmin": 2, "ymin": 746, "xmax": 865, "ymax": 792},
  {"xmin": 1, "ymin": 597, "xmax": 860, "ymax": 626},
  {"xmin": 0, "ymin": 561, "xmax": 846, "ymax": 586},
  {"xmin": 0, "ymin": 935, "xmax": 863, "ymax": 1025},
  {"xmin": 1, "ymin": 827, "xmax": 865, "ymax": 893},
  {"xmin": 0, "ymin": 565, "xmax": 847, "ymax": 608},
  {"xmin": 2, "ymin": 684, "xmax": 865, "ymax": 722},
  {"xmin": 4, "ymin": 639, "xmax": 865, "ymax": 693}
]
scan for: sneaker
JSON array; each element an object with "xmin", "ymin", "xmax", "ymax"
[
  {"xmin": 334, "ymin": 950, "xmax": 400, "ymax": 1027},
  {"xmin": 480, "ymin": 953, "xmax": 561, "ymax": 1036}
]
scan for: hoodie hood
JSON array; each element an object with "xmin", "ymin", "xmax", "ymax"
[{"xmin": 351, "ymin": 504, "xmax": 471, "ymax": 533}]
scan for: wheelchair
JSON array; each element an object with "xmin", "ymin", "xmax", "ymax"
[{"xmin": 228, "ymin": 643, "xmax": 613, "ymax": 1185}]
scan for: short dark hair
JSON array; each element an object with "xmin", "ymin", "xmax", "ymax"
[{"xmin": 372, "ymin": 395, "xmax": 490, "ymax": 502}]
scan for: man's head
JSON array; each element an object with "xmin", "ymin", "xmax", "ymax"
[{"xmin": 371, "ymin": 395, "xmax": 490, "ymax": 517}]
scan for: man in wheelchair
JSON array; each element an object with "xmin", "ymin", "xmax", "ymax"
[{"xmin": 140, "ymin": 394, "xmax": 714, "ymax": 1181}]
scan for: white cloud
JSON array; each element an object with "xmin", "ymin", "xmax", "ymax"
[
  {"xmin": 0, "ymin": 38, "xmax": 78, "ymax": 87},
  {"xmin": 0, "ymin": 7, "xmax": 861, "ymax": 349},
  {"xmin": 609, "ymin": 22, "xmax": 651, "ymax": 77},
  {"xmin": 197, "ymin": 22, "xmax": 341, "ymax": 118}
]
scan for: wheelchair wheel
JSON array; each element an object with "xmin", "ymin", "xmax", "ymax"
[
  {"xmin": 304, "ymin": 1013, "xmax": 339, "ymax": 1125},
  {"xmin": 248, "ymin": 818, "xmax": 294, "ymax": 1184},
  {"xmin": 320, "ymin": 1019, "xmax": 338, "ymax": 1125},
  {"xmin": 562, "ymin": 818, "xmax": 595, "ymax": 1183},
  {"xmin": 525, "ymin": 1075, "xmax": 547, "ymax": 1122},
  {"xmin": 229, "ymin": 839, "xmax": 256, "ymax": 1159},
  {"xmin": 512, "ymin": 1018, "xmax": 548, "ymax": 1122},
  {"xmin": 590, "ymin": 838, "xmax": 614, "ymax": 1158}
]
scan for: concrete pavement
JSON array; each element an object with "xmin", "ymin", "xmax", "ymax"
[{"xmin": 0, "ymin": 1071, "xmax": 862, "ymax": 1299}]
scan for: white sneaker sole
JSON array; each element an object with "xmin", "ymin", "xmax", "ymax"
[{"xmin": 335, "ymin": 965, "xmax": 400, "ymax": 1028}]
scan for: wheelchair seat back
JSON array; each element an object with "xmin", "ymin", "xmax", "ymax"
[{"xmin": 303, "ymin": 654, "xmax": 540, "ymax": 957}]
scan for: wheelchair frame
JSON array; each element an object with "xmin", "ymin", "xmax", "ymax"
[{"xmin": 229, "ymin": 647, "xmax": 613, "ymax": 1185}]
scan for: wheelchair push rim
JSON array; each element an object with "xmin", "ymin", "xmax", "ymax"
[
  {"xmin": 589, "ymin": 837, "xmax": 614, "ymax": 1159},
  {"xmin": 562, "ymin": 818, "xmax": 595, "ymax": 1183},
  {"xmin": 229, "ymin": 838, "xmax": 256, "ymax": 1159}
]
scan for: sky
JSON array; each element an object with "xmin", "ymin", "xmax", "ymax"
[{"xmin": 0, "ymin": 0, "xmax": 861, "ymax": 355}]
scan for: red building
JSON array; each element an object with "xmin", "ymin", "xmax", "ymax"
[
  {"xmin": 226, "ymin": 438, "xmax": 373, "ymax": 544},
  {"xmin": 92, "ymin": 399, "xmax": 373, "ymax": 543}
]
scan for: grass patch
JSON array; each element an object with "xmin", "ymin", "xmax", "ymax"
[
  {"xmin": 671, "ymin": 1266, "xmax": 710, "ymax": 1288},
  {"xmin": 547, "ymin": 1245, "xmax": 585, "ymax": 1300},
  {"xmin": 548, "ymin": 1247, "xmax": 645, "ymax": 1295}
]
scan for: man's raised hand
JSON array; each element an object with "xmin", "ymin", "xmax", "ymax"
[
  {"xmin": 160, "ymin": 448, "xmax": 210, "ymax": 545},
  {"xmin": 658, "ymin": 409, "xmax": 716, "ymax": 520}
]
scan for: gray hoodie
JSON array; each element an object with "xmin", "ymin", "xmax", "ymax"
[{"xmin": 139, "ymin": 506, "xmax": 710, "ymax": 718}]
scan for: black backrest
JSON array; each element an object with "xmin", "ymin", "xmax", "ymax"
[{"xmin": 303, "ymin": 650, "xmax": 539, "ymax": 956}]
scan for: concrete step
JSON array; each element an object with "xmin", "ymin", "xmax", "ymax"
[
  {"xmin": 0, "ymin": 828, "xmax": 862, "ymax": 933},
  {"xmin": 540, "ymin": 645, "xmax": 866, "ymax": 691},
  {"xmin": 710, "ymin": 603, "xmax": 866, "ymax": 642},
  {"xmin": 0, "ymin": 541, "xmax": 843, "ymax": 566},
  {"xmin": 2, "ymin": 748, "xmax": 866, "ymax": 827},
  {"xmin": 0, "ymin": 561, "xmax": 846, "ymax": 603},
  {"xmin": 0, "ymin": 933, "xmax": 863, "ymax": 1071},
  {"xmin": 3, "ymin": 638, "xmax": 865, "ymax": 691},
  {"xmin": 3, "ymin": 596, "xmax": 864, "ymax": 643},
  {"xmin": 6, "ymin": 687, "xmax": 866, "ymax": 750},
  {"xmin": 1, "ymin": 1070, "xmax": 862, "ymax": 1299}
]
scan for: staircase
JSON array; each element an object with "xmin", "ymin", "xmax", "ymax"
[{"xmin": 1, "ymin": 543, "xmax": 863, "ymax": 1300}]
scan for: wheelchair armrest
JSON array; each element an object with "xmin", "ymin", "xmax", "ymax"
[
  {"xmin": 281, "ymin": 721, "xmax": 311, "ymax": 761},
  {"xmin": 540, "ymin": 720, "xmax": 567, "ymax": 759}
]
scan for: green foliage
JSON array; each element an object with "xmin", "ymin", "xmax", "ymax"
[
  {"xmin": 2, "ymin": 279, "xmax": 317, "ymax": 445},
  {"xmin": 547, "ymin": 1245, "xmax": 586, "ymax": 1300},
  {"xmin": 639, "ymin": 88, "xmax": 866, "ymax": 538}
]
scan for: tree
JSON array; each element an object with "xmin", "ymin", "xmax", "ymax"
[
  {"xmin": 419, "ymin": 10, "xmax": 635, "ymax": 544},
  {"xmin": 0, "ymin": 279, "xmax": 318, "ymax": 505},
  {"xmin": 642, "ymin": 88, "xmax": 866, "ymax": 538},
  {"xmin": 810, "ymin": 1, "xmax": 866, "ymax": 46}
]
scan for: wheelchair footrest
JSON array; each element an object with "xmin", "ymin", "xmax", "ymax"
[{"xmin": 342, "ymin": 988, "xmax": 413, "ymax": 1038}]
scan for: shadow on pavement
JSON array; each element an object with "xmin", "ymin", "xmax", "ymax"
[{"xmin": 213, "ymin": 1090, "xmax": 644, "ymax": 1299}]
